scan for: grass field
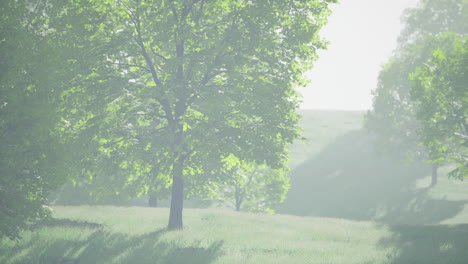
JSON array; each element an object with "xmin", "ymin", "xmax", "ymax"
[
  {"xmin": 1, "ymin": 206, "xmax": 467, "ymax": 264},
  {"xmin": 2, "ymin": 110, "xmax": 467, "ymax": 263}
]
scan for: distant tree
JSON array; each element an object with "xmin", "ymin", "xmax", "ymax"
[
  {"xmin": 398, "ymin": 0, "xmax": 467, "ymax": 45},
  {"xmin": 366, "ymin": 55, "xmax": 426, "ymax": 162},
  {"xmin": 366, "ymin": 0, "xmax": 467, "ymax": 184},
  {"xmin": 220, "ymin": 160, "xmax": 289, "ymax": 213},
  {"xmin": 366, "ymin": 37, "xmax": 450, "ymax": 184},
  {"xmin": 53, "ymin": 0, "xmax": 336, "ymax": 229},
  {"xmin": 410, "ymin": 33, "xmax": 467, "ymax": 179}
]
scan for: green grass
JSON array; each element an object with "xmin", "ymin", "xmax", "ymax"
[{"xmin": 1, "ymin": 206, "xmax": 465, "ymax": 264}]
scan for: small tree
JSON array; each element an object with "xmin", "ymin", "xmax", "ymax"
[{"xmin": 221, "ymin": 160, "xmax": 289, "ymax": 213}]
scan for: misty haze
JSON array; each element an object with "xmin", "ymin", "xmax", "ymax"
[{"xmin": 1, "ymin": 0, "xmax": 467, "ymax": 263}]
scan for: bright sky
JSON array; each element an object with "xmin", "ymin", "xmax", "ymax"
[{"xmin": 299, "ymin": 0, "xmax": 419, "ymax": 110}]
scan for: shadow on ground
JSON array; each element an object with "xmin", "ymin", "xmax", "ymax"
[
  {"xmin": 1, "ymin": 219, "xmax": 224, "ymax": 264},
  {"xmin": 379, "ymin": 224, "xmax": 468, "ymax": 264},
  {"xmin": 279, "ymin": 130, "xmax": 466, "ymax": 225}
]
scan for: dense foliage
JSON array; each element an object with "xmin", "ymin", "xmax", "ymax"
[
  {"xmin": 410, "ymin": 33, "xmax": 467, "ymax": 177},
  {"xmin": 0, "ymin": 0, "xmax": 73, "ymax": 239},
  {"xmin": 366, "ymin": 0, "xmax": 467, "ymax": 180}
]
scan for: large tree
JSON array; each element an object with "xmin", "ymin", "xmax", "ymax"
[
  {"xmin": 54, "ymin": 0, "xmax": 336, "ymax": 229},
  {"xmin": 366, "ymin": 0, "xmax": 467, "ymax": 184}
]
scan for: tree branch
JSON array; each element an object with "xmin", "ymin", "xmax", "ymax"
[
  {"xmin": 201, "ymin": 70, "xmax": 228, "ymax": 86},
  {"xmin": 110, "ymin": 62, "xmax": 151, "ymax": 72},
  {"xmin": 130, "ymin": 7, "xmax": 173, "ymax": 124},
  {"xmin": 454, "ymin": 132, "xmax": 468, "ymax": 140},
  {"xmin": 118, "ymin": 0, "xmax": 138, "ymax": 25},
  {"xmin": 150, "ymin": 47, "xmax": 169, "ymax": 61}
]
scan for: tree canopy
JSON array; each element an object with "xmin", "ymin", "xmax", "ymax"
[
  {"xmin": 366, "ymin": 0, "xmax": 467, "ymax": 180},
  {"xmin": 410, "ymin": 33, "xmax": 467, "ymax": 178}
]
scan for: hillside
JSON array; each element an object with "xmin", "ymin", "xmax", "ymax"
[
  {"xmin": 1, "ymin": 206, "xmax": 467, "ymax": 264},
  {"xmin": 289, "ymin": 109, "xmax": 366, "ymax": 169},
  {"xmin": 281, "ymin": 110, "xmax": 468, "ymax": 226}
]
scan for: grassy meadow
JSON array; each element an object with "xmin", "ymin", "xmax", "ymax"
[
  {"xmin": 1, "ymin": 206, "xmax": 467, "ymax": 264},
  {"xmin": 1, "ymin": 110, "xmax": 467, "ymax": 263}
]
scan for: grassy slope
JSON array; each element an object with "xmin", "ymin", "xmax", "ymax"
[
  {"xmin": 289, "ymin": 109, "xmax": 366, "ymax": 169},
  {"xmin": 282, "ymin": 110, "xmax": 468, "ymax": 226},
  {"xmin": 2, "ymin": 110, "xmax": 467, "ymax": 264}
]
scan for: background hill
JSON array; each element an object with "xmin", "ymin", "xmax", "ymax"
[
  {"xmin": 289, "ymin": 109, "xmax": 366, "ymax": 169},
  {"xmin": 281, "ymin": 110, "xmax": 468, "ymax": 225}
]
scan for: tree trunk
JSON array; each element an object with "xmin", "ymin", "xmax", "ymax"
[
  {"xmin": 148, "ymin": 195, "xmax": 158, "ymax": 207},
  {"xmin": 431, "ymin": 164, "xmax": 438, "ymax": 187},
  {"xmin": 168, "ymin": 174, "xmax": 184, "ymax": 229},
  {"xmin": 235, "ymin": 197, "xmax": 242, "ymax": 212},
  {"xmin": 167, "ymin": 121, "xmax": 185, "ymax": 229},
  {"xmin": 235, "ymin": 188, "xmax": 242, "ymax": 211}
]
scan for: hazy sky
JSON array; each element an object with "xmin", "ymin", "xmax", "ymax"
[{"xmin": 299, "ymin": 0, "xmax": 419, "ymax": 110}]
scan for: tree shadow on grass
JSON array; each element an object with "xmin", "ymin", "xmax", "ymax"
[
  {"xmin": 279, "ymin": 130, "xmax": 466, "ymax": 225},
  {"xmin": 1, "ymin": 219, "xmax": 224, "ymax": 264},
  {"xmin": 31, "ymin": 218, "xmax": 105, "ymax": 230},
  {"xmin": 379, "ymin": 224, "xmax": 468, "ymax": 264}
]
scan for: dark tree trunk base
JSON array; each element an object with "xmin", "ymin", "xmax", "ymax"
[
  {"xmin": 148, "ymin": 195, "xmax": 158, "ymax": 207},
  {"xmin": 168, "ymin": 175, "xmax": 184, "ymax": 230},
  {"xmin": 430, "ymin": 164, "xmax": 438, "ymax": 187}
]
